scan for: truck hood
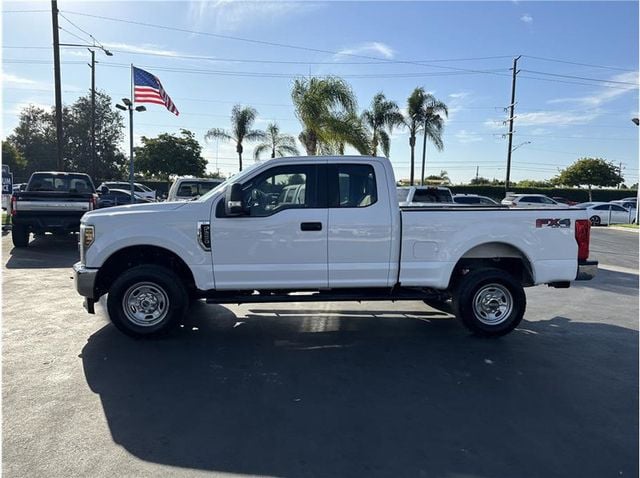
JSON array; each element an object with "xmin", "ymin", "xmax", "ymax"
[{"xmin": 82, "ymin": 201, "xmax": 188, "ymax": 221}]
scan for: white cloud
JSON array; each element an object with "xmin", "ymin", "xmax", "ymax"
[
  {"xmin": 335, "ymin": 42, "xmax": 395, "ymax": 60},
  {"xmin": 188, "ymin": 1, "xmax": 322, "ymax": 33},
  {"xmin": 547, "ymin": 71, "xmax": 639, "ymax": 107},
  {"xmin": 448, "ymin": 92, "xmax": 469, "ymax": 100},
  {"xmin": 102, "ymin": 42, "xmax": 181, "ymax": 57},
  {"xmin": 455, "ymin": 130, "xmax": 483, "ymax": 143},
  {"xmin": 520, "ymin": 14, "xmax": 533, "ymax": 24},
  {"xmin": 3, "ymin": 72, "xmax": 39, "ymax": 87},
  {"xmin": 516, "ymin": 110, "xmax": 601, "ymax": 126}
]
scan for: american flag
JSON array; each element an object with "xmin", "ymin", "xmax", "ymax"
[{"xmin": 133, "ymin": 66, "xmax": 179, "ymax": 116}]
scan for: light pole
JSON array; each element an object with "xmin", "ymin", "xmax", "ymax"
[
  {"xmin": 116, "ymin": 99, "xmax": 146, "ymax": 202},
  {"xmin": 59, "ymin": 43, "xmax": 112, "ymax": 179},
  {"xmin": 633, "ymin": 118, "xmax": 639, "ymax": 223}
]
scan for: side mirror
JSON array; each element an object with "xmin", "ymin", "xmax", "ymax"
[{"xmin": 225, "ymin": 183, "xmax": 245, "ymax": 216}]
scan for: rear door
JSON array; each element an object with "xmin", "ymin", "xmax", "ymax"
[
  {"xmin": 211, "ymin": 162, "xmax": 328, "ymax": 290},
  {"xmin": 327, "ymin": 161, "xmax": 393, "ymax": 287}
]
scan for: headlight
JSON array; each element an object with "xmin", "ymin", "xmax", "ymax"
[{"xmin": 82, "ymin": 224, "xmax": 95, "ymax": 248}]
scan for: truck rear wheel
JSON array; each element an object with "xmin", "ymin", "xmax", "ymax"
[
  {"xmin": 106, "ymin": 265, "xmax": 188, "ymax": 338},
  {"xmin": 11, "ymin": 224, "xmax": 29, "ymax": 248},
  {"xmin": 452, "ymin": 268, "xmax": 525, "ymax": 337}
]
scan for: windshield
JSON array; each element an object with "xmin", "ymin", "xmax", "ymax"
[{"xmin": 196, "ymin": 163, "xmax": 264, "ymax": 202}]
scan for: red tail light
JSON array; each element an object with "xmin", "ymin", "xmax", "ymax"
[
  {"xmin": 89, "ymin": 196, "xmax": 96, "ymax": 210},
  {"xmin": 575, "ymin": 219, "xmax": 590, "ymax": 261},
  {"xmin": 10, "ymin": 195, "xmax": 17, "ymax": 217}
]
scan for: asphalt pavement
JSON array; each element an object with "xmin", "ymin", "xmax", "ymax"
[{"xmin": 2, "ymin": 228, "xmax": 638, "ymax": 478}]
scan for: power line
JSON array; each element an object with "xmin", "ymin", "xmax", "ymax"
[
  {"xmin": 522, "ymin": 55, "xmax": 636, "ymax": 73},
  {"xmin": 58, "ymin": 27, "xmax": 91, "ymax": 45},
  {"xmin": 520, "ymin": 69, "xmax": 638, "ymax": 86},
  {"xmin": 61, "ymin": 10, "xmax": 513, "ymax": 78}
]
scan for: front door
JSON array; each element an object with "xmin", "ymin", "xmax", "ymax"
[{"xmin": 211, "ymin": 162, "xmax": 328, "ymax": 290}]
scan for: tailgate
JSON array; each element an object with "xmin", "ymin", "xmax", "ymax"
[{"xmin": 14, "ymin": 192, "xmax": 93, "ymax": 213}]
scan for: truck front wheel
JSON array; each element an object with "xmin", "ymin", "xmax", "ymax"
[
  {"xmin": 11, "ymin": 224, "xmax": 30, "ymax": 248},
  {"xmin": 106, "ymin": 265, "xmax": 188, "ymax": 338},
  {"xmin": 452, "ymin": 268, "xmax": 526, "ymax": 337}
]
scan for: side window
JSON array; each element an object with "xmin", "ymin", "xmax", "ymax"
[
  {"xmin": 540, "ymin": 197, "xmax": 556, "ymax": 204},
  {"xmin": 522, "ymin": 196, "xmax": 540, "ymax": 203},
  {"xmin": 242, "ymin": 165, "xmax": 315, "ymax": 217},
  {"xmin": 330, "ymin": 164, "xmax": 377, "ymax": 208},
  {"xmin": 593, "ymin": 205, "xmax": 608, "ymax": 211},
  {"xmin": 613, "ymin": 205, "xmax": 627, "ymax": 212}
]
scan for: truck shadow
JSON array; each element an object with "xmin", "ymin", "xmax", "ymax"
[
  {"xmin": 573, "ymin": 268, "xmax": 639, "ymax": 296},
  {"xmin": 5, "ymin": 234, "xmax": 79, "ymax": 269},
  {"xmin": 82, "ymin": 304, "xmax": 638, "ymax": 478}
]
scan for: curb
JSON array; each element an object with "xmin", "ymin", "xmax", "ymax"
[{"xmin": 606, "ymin": 226, "xmax": 639, "ymax": 233}]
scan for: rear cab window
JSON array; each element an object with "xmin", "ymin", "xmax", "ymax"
[{"xmin": 27, "ymin": 173, "xmax": 94, "ymax": 193}]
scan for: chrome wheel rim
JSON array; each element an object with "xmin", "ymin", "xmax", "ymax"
[
  {"xmin": 122, "ymin": 282, "xmax": 170, "ymax": 327},
  {"xmin": 472, "ymin": 283, "xmax": 513, "ymax": 326}
]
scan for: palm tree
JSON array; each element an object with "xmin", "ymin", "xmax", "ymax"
[
  {"xmin": 205, "ymin": 105, "xmax": 265, "ymax": 171},
  {"xmin": 362, "ymin": 92, "xmax": 403, "ymax": 157},
  {"xmin": 419, "ymin": 95, "xmax": 448, "ymax": 185},
  {"xmin": 403, "ymin": 87, "xmax": 428, "ymax": 185},
  {"xmin": 291, "ymin": 76, "xmax": 368, "ymax": 155},
  {"xmin": 253, "ymin": 122, "xmax": 300, "ymax": 159}
]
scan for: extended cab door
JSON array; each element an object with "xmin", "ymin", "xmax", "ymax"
[
  {"xmin": 211, "ymin": 162, "xmax": 328, "ymax": 290},
  {"xmin": 327, "ymin": 161, "xmax": 394, "ymax": 287}
]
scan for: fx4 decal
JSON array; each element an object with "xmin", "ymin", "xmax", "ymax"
[{"xmin": 536, "ymin": 218, "xmax": 571, "ymax": 228}]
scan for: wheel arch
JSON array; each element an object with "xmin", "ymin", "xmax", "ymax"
[
  {"xmin": 450, "ymin": 241, "xmax": 535, "ymax": 288},
  {"xmin": 95, "ymin": 245, "xmax": 197, "ymax": 298}
]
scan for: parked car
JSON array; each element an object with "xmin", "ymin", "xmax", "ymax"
[
  {"xmin": 502, "ymin": 193, "xmax": 563, "ymax": 208},
  {"xmin": 576, "ymin": 202, "xmax": 634, "ymax": 226},
  {"xmin": 11, "ymin": 171, "xmax": 97, "ymax": 247},
  {"xmin": 552, "ymin": 196, "xmax": 578, "ymax": 206},
  {"xmin": 12, "ymin": 183, "xmax": 26, "ymax": 193},
  {"xmin": 397, "ymin": 186, "xmax": 453, "ymax": 206},
  {"xmin": 98, "ymin": 181, "xmax": 156, "ymax": 200},
  {"xmin": 74, "ymin": 155, "xmax": 596, "ymax": 339},
  {"xmin": 98, "ymin": 189, "xmax": 154, "ymax": 208},
  {"xmin": 167, "ymin": 178, "xmax": 224, "ymax": 201},
  {"xmin": 611, "ymin": 199, "xmax": 637, "ymax": 213},
  {"xmin": 453, "ymin": 194, "xmax": 499, "ymax": 206}
]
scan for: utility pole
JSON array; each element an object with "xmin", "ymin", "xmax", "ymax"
[
  {"xmin": 51, "ymin": 0, "xmax": 64, "ymax": 171},
  {"xmin": 618, "ymin": 162, "xmax": 623, "ymax": 189},
  {"xmin": 504, "ymin": 55, "xmax": 521, "ymax": 195},
  {"xmin": 89, "ymin": 49, "xmax": 96, "ymax": 179},
  {"xmin": 476, "ymin": 165, "xmax": 479, "ymax": 181}
]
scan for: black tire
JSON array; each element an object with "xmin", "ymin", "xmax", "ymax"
[
  {"xmin": 452, "ymin": 268, "xmax": 526, "ymax": 337},
  {"xmin": 11, "ymin": 224, "xmax": 29, "ymax": 248},
  {"xmin": 590, "ymin": 215, "xmax": 601, "ymax": 226},
  {"xmin": 423, "ymin": 298, "xmax": 454, "ymax": 315},
  {"xmin": 106, "ymin": 265, "xmax": 188, "ymax": 338}
]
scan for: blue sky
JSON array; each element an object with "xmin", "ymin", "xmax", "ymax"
[{"xmin": 3, "ymin": 1, "xmax": 639, "ymax": 184}]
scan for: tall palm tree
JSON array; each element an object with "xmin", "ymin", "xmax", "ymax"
[
  {"xmin": 253, "ymin": 122, "xmax": 300, "ymax": 159},
  {"xmin": 362, "ymin": 92, "xmax": 404, "ymax": 157},
  {"xmin": 419, "ymin": 95, "xmax": 448, "ymax": 185},
  {"xmin": 403, "ymin": 87, "xmax": 427, "ymax": 185},
  {"xmin": 205, "ymin": 105, "xmax": 265, "ymax": 171},
  {"xmin": 291, "ymin": 76, "xmax": 368, "ymax": 155}
]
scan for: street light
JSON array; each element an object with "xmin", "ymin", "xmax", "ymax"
[
  {"xmin": 115, "ymin": 98, "xmax": 146, "ymax": 203},
  {"xmin": 59, "ymin": 43, "xmax": 113, "ymax": 180},
  {"xmin": 633, "ymin": 118, "xmax": 639, "ymax": 224}
]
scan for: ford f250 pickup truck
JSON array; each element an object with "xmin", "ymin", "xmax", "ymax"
[
  {"xmin": 12, "ymin": 172, "xmax": 97, "ymax": 247},
  {"xmin": 73, "ymin": 156, "xmax": 597, "ymax": 338}
]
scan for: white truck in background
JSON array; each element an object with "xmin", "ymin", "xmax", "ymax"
[{"xmin": 74, "ymin": 156, "xmax": 597, "ymax": 338}]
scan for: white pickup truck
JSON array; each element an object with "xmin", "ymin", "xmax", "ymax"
[{"xmin": 73, "ymin": 156, "xmax": 597, "ymax": 338}]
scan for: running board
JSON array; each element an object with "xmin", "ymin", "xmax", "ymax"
[{"xmin": 204, "ymin": 287, "xmax": 442, "ymax": 305}]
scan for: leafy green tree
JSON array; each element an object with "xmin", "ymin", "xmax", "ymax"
[
  {"xmin": 554, "ymin": 157, "xmax": 623, "ymax": 201},
  {"xmin": 424, "ymin": 170, "xmax": 450, "ymax": 185},
  {"xmin": 2, "ymin": 141, "xmax": 27, "ymax": 176},
  {"xmin": 362, "ymin": 92, "xmax": 403, "ymax": 157},
  {"xmin": 470, "ymin": 176, "xmax": 492, "ymax": 185},
  {"xmin": 516, "ymin": 179, "xmax": 554, "ymax": 188},
  {"xmin": 135, "ymin": 129, "xmax": 207, "ymax": 180},
  {"xmin": 402, "ymin": 87, "xmax": 426, "ymax": 185},
  {"xmin": 253, "ymin": 122, "xmax": 299, "ymax": 159},
  {"xmin": 7, "ymin": 105, "xmax": 58, "ymax": 175},
  {"xmin": 291, "ymin": 76, "xmax": 368, "ymax": 155},
  {"xmin": 419, "ymin": 94, "xmax": 448, "ymax": 185},
  {"xmin": 205, "ymin": 105, "xmax": 265, "ymax": 172},
  {"xmin": 7, "ymin": 93, "xmax": 126, "ymax": 180},
  {"xmin": 64, "ymin": 91, "xmax": 126, "ymax": 180}
]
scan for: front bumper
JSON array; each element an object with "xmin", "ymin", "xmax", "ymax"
[
  {"xmin": 576, "ymin": 260, "xmax": 598, "ymax": 281},
  {"xmin": 73, "ymin": 261, "xmax": 98, "ymax": 298}
]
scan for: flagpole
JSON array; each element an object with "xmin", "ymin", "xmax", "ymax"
[{"xmin": 129, "ymin": 63, "xmax": 135, "ymax": 203}]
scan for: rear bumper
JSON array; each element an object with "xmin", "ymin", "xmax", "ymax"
[
  {"xmin": 576, "ymin": 260, "xmax": 598, "ymax": 281},
  {"xmin": 13, "ymin": 212, "xmax": 84, "ymax": 232}
]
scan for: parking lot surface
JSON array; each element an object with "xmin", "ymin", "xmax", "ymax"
[{"xmin": 2, "ymin": 228, "xmax": 638, "ymax": 478}]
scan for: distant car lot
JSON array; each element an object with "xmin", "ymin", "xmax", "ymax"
[{"xmin": 2, "ymin": 228, "xmax": 638, "ymax": 477}]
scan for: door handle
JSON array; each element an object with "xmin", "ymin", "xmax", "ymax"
[{"xmin": 300, "ymin": 222, "xmax": 322, "ymax": 231}]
